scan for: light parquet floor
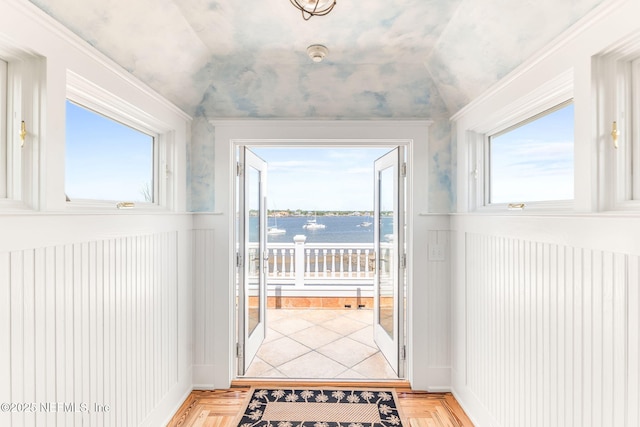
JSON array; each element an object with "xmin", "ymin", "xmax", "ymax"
[{"xmin": 167, "ymin": 387, "xmax": 474, "ymax": 427}]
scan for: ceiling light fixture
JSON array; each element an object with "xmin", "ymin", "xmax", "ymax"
[
  {"xmin": 290, "ymin": 0, "xmax": 336, "ymax": 20},
  {"xmin": 307, "ymin": 44, "xmax": 329, "ymax": 62}
]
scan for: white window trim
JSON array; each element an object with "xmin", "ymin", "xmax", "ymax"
[
  {"xmin": 0, "ymin": 45, "xmax": 43, "ymax": 211},
  {"xmin": 65, "ymin": 70, "xmax": 175, "ymax": 212},
  {"xmin": 0, "ymin": 58, "xmax": 7, "ymax": 199},
  {"xmin": 595, "ymin": 31, "xmax": 640, "ymax": 212},
  {"xmin": 633, "ymin": 58, "xmax": 640, "ymax": 201},
  {"xmin": 465, "ymin": 69, "xmax": 574, "ymax": 213}
]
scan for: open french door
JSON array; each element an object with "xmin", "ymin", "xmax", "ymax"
[
  {"xmin": 237, "ymin": 147, "xmax": 268, "ymax": 375},
  {"xmin": 373, "ymin": 147, "xmax": 405, "ymax": 377}
]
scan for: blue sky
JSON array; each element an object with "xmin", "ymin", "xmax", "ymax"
[
  {"xmin": 65, "ymin": 100, "xmax": 573, "ymax": 208},
  {"xmin": 490, "ymin": 103, "xmax": 574, "ymax": 203},
  {"xmin": 251, "ymin": 147, "xmax": 393, "ymax": 211},
  {"xmin": 65, "ymin": 101, "xmax": 154, "ymax": 202}
]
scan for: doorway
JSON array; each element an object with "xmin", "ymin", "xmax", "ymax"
[{"xmin": 235, "ymin": 144, "xmax": 407, "ymax": 380}]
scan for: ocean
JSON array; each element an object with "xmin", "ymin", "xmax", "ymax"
[{"xmin": 253, "ymin": 215, "xmax": 394, "ymax": 244}]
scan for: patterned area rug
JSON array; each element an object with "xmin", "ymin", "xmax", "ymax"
[{"xmin": 235, "ymin": 388, "xmax": 405, "ymax": 427}]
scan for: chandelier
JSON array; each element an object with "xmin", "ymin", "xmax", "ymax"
[{"xmin": 289, "ymin": 0, "xmax": 337, "ymax": 20}]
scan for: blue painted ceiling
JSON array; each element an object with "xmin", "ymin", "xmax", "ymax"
[{"xmin": 30, "ymin": 0, "xmax": 604, "ymax": 119}]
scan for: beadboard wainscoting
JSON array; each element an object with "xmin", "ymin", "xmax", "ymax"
[
  {"xmin": 0, "ymin": 214, "xmax": 193, "ymax": 427},
  {"xmin": 191, "ymin": 225, "xmax": 218, "ymax": 388},
  {"xmin": 451, "ymin": 215, "xmax": 640, "ymax": 427},
  {"xmin": 412, "ymin": 215, "xmax": 452, "ymax": 390}
]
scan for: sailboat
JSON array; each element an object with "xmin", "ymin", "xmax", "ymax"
[
  {"xmin": 302, "ymin": 213, "xmax": 326, "ymax": 230},
  {"xmin": 267, "ymin": 215, "xmax": 286, "ymax": 235},
  {"xmin": 357, "ymin": 214, "xmax": 373, "ymax": 228}
]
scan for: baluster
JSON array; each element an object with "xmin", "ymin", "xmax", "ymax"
[
  {"xmin": 365, "ymin": 249, "xmax": 370, "ymax": 276},
  {"xmin": 331, "ymin": 249, "xmax": 336, "ymax": 278},
  {"xmin": 251, "ymin": 248, "xmax": 257, "ymax": 276},
  {"xmin": 280, "ymin": 249, "xmax": 286, "ymax": 276},
  {"xmin": 356, "ymin": 249, "xmax": 361, "ymax": 276},
  {"xmin": 385, "ymin": 248, "xmax": 390, "ymax": 274},
  {"xmin": 348, "ymin": 249, "xmax": 353, "ymax": 277},
  {"xmin": 314, "ymin": 249, "xmax": 319, "ymax": 276},
  {"xmin": 306, "ymin": 249, "xmax": 311, "ymax": 277},
  {"xmin": 339, "ymin": 249, "xmax": 345, "ymax": 277},
  {"xmin": 323, "ymin": 249, "xmax": 328, "ymax": 277},
  {"xmin": 270, "ymin": 248, "xmax": 277, "ymax": 276},
  {"xmin": 289, "ymin": 248, "xmax": 295, "ymax": 275}
]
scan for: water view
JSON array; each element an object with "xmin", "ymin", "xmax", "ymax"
[{"xmin": 251, "ymin": 215, "xmax": 394, "ymax": 244}]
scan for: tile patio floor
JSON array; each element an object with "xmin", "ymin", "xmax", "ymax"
[{"xmin": 244, "ymin": 308, "xmax": 399, "ymax": 380}]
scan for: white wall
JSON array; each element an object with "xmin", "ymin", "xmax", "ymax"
[
  {"xmin": 452, "ymin": 1, "xmax": 640, "ymax": 425},
  {"xmin": 0, "ymin": 1, "xmax": 193, "ymax": 426}
]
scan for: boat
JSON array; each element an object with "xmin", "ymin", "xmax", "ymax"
[
  {"xmin": 357, "ymin": 215, "xmax": 373, "ymax": 228},
  {"xmin": 302, "ymin": 214, "xmax": 326, "ymax": 230},
  {"xmin": 267, "ymin": 226, "xmax": 286, "ymax": 235},
  {"xmin": 267, "ymin": 216, "xmax": 286, "ymax": 235}
]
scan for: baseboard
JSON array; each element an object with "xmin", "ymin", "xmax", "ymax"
[
  {"xmin": 410, "ymin": 366, "xmax": 451, "ymax": 392},
  {"xmin": 141, "ymin": 367, "xmax": 193, "ymax": 427},
  {"xmin": 450, "ymin": 384, "xmax": 499, "ymax": 427}
]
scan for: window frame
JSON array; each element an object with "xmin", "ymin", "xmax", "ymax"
[
  {"xmin": 484, "ymin": 99, "xmax": 575, "ymax": 207},
  {"xmin": 465, "ymin": 70, "xmax": 574, "ymax": 212},
  {"xmin": 633, "ymin": 58, "xmax": 640, "ymax": 201},
  {"xmin": 0, "ymin": 58, "xmax": 7, "ymax": 199},
  {"xmin": 0, "ymin": 46, "xmax": 42, "ymax": 211},
  {"xmin": 595, "ymin": 33, "xmax": 640, "ymax": 211},
  {"xmin": 65, "ymin": 70, "xmax": 174, "ymax": 211}
]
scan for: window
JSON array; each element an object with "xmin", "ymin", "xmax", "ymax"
[
  {"xmin": 0, "ymin": 50, "xmax": 42, "ymax": 209},
  {"xmin": 487, "ymin": 101, "xmax": 574, "ymax": 205},
  {"xmin": 65, "ymin": 100, "xmax": 155, "ymax": 204},
  {"xmin": 0, "ymin": 58, "xmax": 7, "ymax": 198},
  {"xmin": 633, "ymin": 58, "xmax": 640, "ymax": 200},
  {"xmin": 595, "ymin": 35, "xmax": 640, "ymax": 210}
]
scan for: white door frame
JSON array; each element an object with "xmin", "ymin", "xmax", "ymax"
[
  {"xmin": 237, "ymin": 147, "xmax": 268, "ymax": 375},
  {"xmin": 373, "ymin": 146, "xmax": 406, "ymax": 377},
  {"xmin": 209, "ymin": 120, "xmax": 433, "ymax": 389}
]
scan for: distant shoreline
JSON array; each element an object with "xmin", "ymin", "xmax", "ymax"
[
  {"xmin": 250, "ymin": 210, "xmax": 392, "ymax": 217},
  {"xmin": 267, "ymin": 210, "xmax": 374, "ymax": 217}
]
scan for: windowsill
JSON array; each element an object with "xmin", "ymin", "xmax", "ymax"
[
  {"xmin": 64, "ymin": 199, "xmax": 170, "ymax": 213},
  {"xmin": 474, "ymin": 199, "xmax": 575, "ymax": 214},
  {"xmin": 456, "ymin": 209, "xmax": 640, "ymax": 219},
  {"xmin": 0, "ymin": 199, "xmax": 34, "ymax": 212},
  {"xmin": 607, "ymin": 200, "xmax": 640, "ymax": 212}
]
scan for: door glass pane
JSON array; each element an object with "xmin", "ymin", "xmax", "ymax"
[
  {"xmin": 247, "ymin": 166, "xmax": 261, "ymax": 336},
  {"xmin": 378, "ymin": 166, "xmax": 395, "ymax": 338}
]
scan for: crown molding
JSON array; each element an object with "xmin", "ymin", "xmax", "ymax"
[
  {"xmin": 210, "ymin": 119, "xmax": 434, "ymax": 127},
  {"xmin": 4, "ymin": 0, "xmax": 191, "ymax": 121},
  {"xmin": 450, "ymin": 0, "xmax": 627, "ymax": 122}
]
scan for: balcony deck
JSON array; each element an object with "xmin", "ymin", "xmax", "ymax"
[{"xmin": 244, "ymin": 308, "xmax": 397, "ymax": 379}]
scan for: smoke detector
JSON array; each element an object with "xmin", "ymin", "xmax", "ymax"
[{"xmin": 307, "ymin": 44, "xmax": 329, "ymax": 63}]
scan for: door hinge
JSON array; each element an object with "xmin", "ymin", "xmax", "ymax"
[
  {"xmin": 401, "ymin": 253, "xmax": 407, "ymax": 269},
  {"xmin": 236, "ymin": 253, "xmax": 243, "ymax": 268},
  {"xmin": 236, "ymin": 343, "xmax": 244, "ymax": 358},
  {"xmin": 237, "ymin": 162, "xmax": 244, "ymax": 176},
  {"xmin": 401, "ymin": 162, "xmax": 407, "ymax": 177},
  {"xmin": 401, "ymin": 345, "xmax": 406, "ymax": 360}
]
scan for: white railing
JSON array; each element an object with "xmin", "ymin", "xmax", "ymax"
[{"xmin": 246, "ymin": 235, "xmax": 392, "ymax": 295}]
